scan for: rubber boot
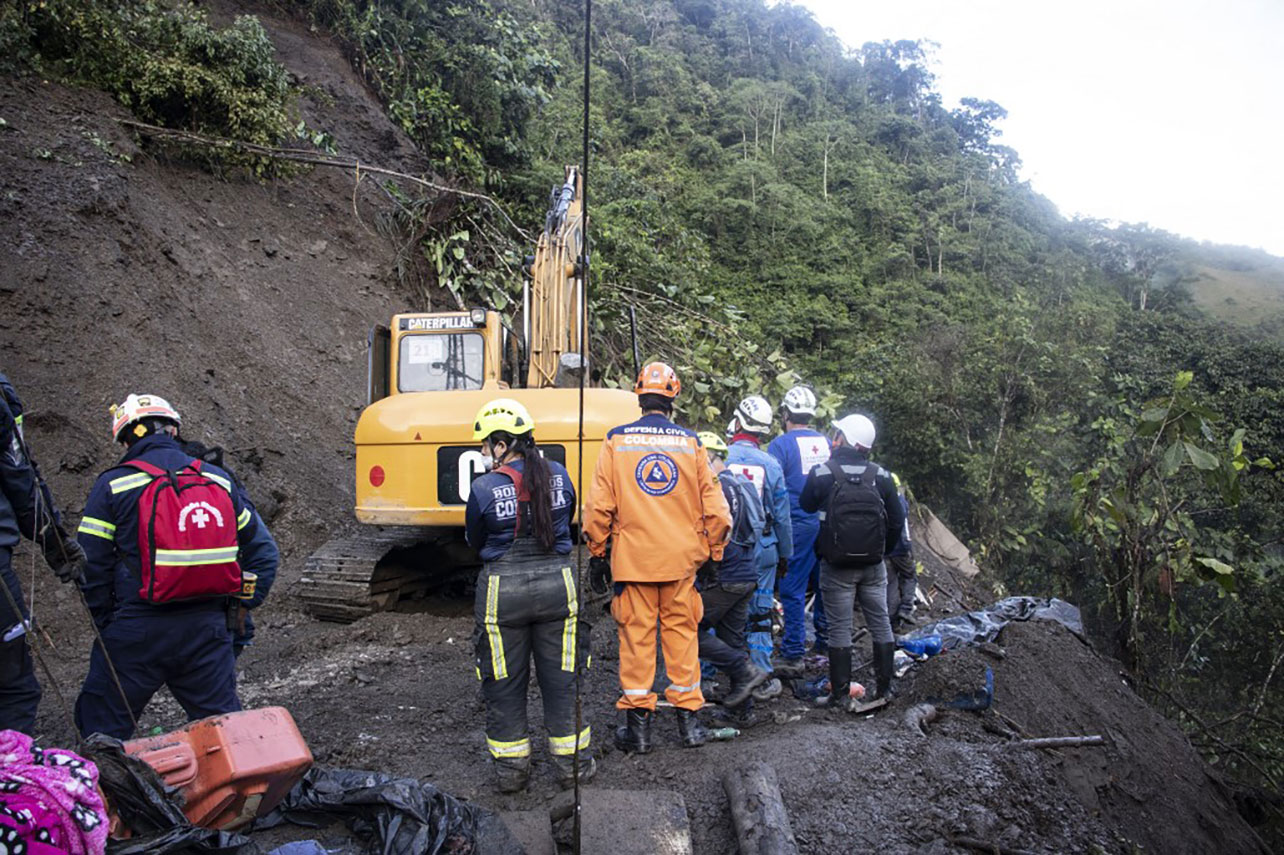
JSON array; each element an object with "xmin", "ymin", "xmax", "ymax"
[
  {"xmin": 873, "ymin": 641, "xmax": 896, "ymax": 700},
  {"xmin": 722, "ymin": 660, "xmax": 769, "ymax": 709},
  {"xmin": 814, "ymin": 646, "xmax": 852, "ymax": 708},
  {"xmin": 614, "ymin": 708, "xmax": 653, "ymax": 755},
  {"xmin": 495, "ymin": 757, "xmax": 530, "ymax": 793},
  {"xmin": 552, "ymin": 753, "xmax": 597, "ymax": 789},
  {"xmin": 675, "ymin": 708, "xmax": 707, "ymax": 748}
]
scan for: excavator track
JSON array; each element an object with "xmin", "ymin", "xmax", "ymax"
[{"xmin": 299, "ymin": 528, "xmax": 449, "ymax": 623}]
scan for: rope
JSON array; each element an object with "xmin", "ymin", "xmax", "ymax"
[{"xmin": 572, "ymin": 0, "xmax": 592, "ymax": 850}]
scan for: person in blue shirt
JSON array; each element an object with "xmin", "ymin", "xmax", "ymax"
[
  {"xmin": 74, "ymin": 393, "xmax": 278, "ymax": 739},
  {"xmin": 767, "ymin": 385, "xmax": 831, "ymax": 675},
  {"xmin": 695, "ymin": 432, "xmax": 768, "ymax": 722},
  {"xmin": 0, "ymin": 373, "xmax": 86, "ymax": 733},
  {"xmin": 464, "ymin": 398, "xmax": 591, "ymax": 794},
  {"xmin": 724, "ymin": 395, "xmax": 792, "ymax": 699}
]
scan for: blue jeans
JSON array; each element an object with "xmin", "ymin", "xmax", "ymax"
[
  {"xmin": 75, "ymin": 605, "xmax": 240, "ymax": 739},
  {"xmin": 780, "ymin": 523, "xmax": 827, "ymax": 659},
  {"xmin": 746, "ymin": 542, "xmax": 778, "ymax": 673}
]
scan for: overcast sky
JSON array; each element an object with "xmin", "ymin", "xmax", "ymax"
[{"xmin": 796, "ymin": 0, "xmax": 1284, "ymax": 256}]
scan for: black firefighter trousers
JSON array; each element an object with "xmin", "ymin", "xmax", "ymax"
[{"xmin": 474, "ymin": 555, "xmax": 590, "ymax": 772}]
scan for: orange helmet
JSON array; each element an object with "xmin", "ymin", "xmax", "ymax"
[{"xmin": 633, "ymin": 361, "xmax": 681, "ymax": 399}]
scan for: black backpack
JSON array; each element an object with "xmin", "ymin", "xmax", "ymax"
[
  {"xmin": 817, "ymin": 463, "xmax": 887, "ymax": 567},
  {"xmin": 720, "ymin": 470, "xmax": 765, "ymax": 550}
]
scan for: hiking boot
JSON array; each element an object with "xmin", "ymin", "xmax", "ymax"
[
  {"xmin": 675, "ymin": 708, "xmax": 707, "ymax": 748},
  {"xmin": 772, "ymin": 656, "xmax": 805, "ymax": 678},
  {"xmin": 752, "ymin": 677, "xmax": 783, "ymax": 701},
  {"xmin": 552, "ymin": 754, "xmax": 597, "ymax": 789},
  {"xmin": 872, "ymin": 641, "xmax": 896, "ymax": 700},
  {"xmin": 614, "ymin": 708, "xmax": 653, "ymax": 755},
  {"xmin": 721, "ymin": 661, "xmax": 769, "ymax": 709},
  {"xmin": 495, "ymin": 758, "xmax": 530, "ymax": 794}
]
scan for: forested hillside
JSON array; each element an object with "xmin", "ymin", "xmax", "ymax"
[{"xmin": 4, "ymin": 0, "xmax": 1283, "ymax": 825}]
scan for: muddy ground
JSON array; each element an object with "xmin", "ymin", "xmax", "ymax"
[{"xmin": 0, "ymin": 2, "xmax": 1273, "ymax": 852}]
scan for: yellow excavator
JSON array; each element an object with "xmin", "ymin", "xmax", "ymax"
[{"xmin": 299, "ymin": 167, "xmax": 638, "ymax": 621}]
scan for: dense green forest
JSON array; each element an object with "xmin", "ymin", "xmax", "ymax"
[{"xmin": 5, "ymin": 0, "xmax": 1283, "ymax": 814}]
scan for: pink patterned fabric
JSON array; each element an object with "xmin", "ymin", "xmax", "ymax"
[{"xmin": 0, "ymin": 730, "xmax": 109, "ymax": 855}]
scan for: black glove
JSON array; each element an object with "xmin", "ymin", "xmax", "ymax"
[
  {"xmin": 776, "ymin": 556, "xmax": 789, "ymax": 581},
  {"xmin": 589, "ymin": 556, "xmax": 612, "ymax": 596},
  {"xmin": 697, "ymin": 559, "xmax": 721, "ymax": 587},
  {"xmin": 42, "ymin": 530, "xmax": 86, "ymax": 584}
]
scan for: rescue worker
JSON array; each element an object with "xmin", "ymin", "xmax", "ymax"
[
  {"xmin": 885, "ymin": 471, "xmax": 918, "ymax": 632},
  {"xmin": 175, "ymin": 432, "xmax": 273, "ymax": 657},
  {"xmin": 767, "ymin": 385, "xmax": 830, "ymax": 676},
  {"xmin": 724, "ymin": 396, "xmax": 793, "ymax": 700},
  {"xmin": 74, "ymin": 394, "xmax": 279, "ymax": 738},
  {"xmin": 464, "ymin": 399, "xmax": 592, "ymax": 793},
  {"xmin": 799, "ymin": 414, "xmax": 905, "ymax": 708},
  {"xmin": 585, "ymin": 362, "xmax": 730, "ymax": 753},
  {"xmin": 0, "ymin": 374, "xmax": 86, "ymax": 733},
  {"xmin": 695, "ymin": 432, "xmax": 768, "ymax": 722}
]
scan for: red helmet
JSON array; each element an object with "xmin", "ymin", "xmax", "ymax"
[{"xmin": 633, "ymin": 361, "xmax": 681, "ymax": 399}]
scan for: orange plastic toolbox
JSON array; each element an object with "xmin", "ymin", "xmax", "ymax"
[{"xmin": 123, "ymin": 706, "xmax": 313, "ymax": 830}]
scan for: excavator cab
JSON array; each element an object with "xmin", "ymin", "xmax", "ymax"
[{"xmin": 367, "ymin": 308, "xmax": 514, "ymax": 405}]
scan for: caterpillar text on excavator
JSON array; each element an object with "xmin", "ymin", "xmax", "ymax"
[{"xmin": 298, "ymin": 167, "xmax": 636, "ymax": 621}]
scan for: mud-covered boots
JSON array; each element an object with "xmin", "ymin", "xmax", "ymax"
[
  {"xmin": 722, "ymin": 660, "xmax": 769, "ymax": 709},
  {"xmin": 614, "ymin": 708, "xmax": 653, "ymax": 754},
  {"xmin": 495, "ymin": 758, "xmax": 530, "ymax": 793},
  {"xmin": 814, "ymin": 646, "xmax": 852, "ymax": 708},
  {"xmin": 675, "ymin": 708, "xmax": 707, "ymax": 748},
  {"xmin": 552, "ymin": 753, "xmax": 597, "ymax": 789},
  {"xmin": 872, "ymin": 641, "xmax": 896, "ymax": 700}
]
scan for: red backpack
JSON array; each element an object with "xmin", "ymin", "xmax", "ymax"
[{"xmin": 123, "ymin": 459, "xmax": 243, "ymax": 603}]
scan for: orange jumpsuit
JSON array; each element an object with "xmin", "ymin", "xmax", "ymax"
[{"xmin": 584, "ymin": 413, "xmax": 731, "ymax": 711}]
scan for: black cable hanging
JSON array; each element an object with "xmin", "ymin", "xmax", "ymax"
[{"xmin": 571, "ymin": 0, "xmax": 592, "ymax": 850}]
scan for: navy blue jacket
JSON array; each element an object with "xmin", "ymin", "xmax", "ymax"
[
  {"xmin": 887, "ymin": 492, "xmax": 912, "ymax": 557},
  {"xmin": 712, "ymin": 472, "xmax": 755, "ymax": 586},
  {"xmin": 75, "ymin": 433, "xmax": 280, "ymax": 628},
  {"xmin": 798, "ymin": 445, "xmax": 906, "ymax": 560},
  {"xmin": 0, "ymin": 375, "xmax": 60, "ymax": 552},
  {"xmin": 465, "ymin": 457, "xmax": 575, "ymax": 561}
]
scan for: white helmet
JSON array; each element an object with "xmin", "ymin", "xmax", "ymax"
[
  {"xmin": 832, "ymin": 414, "xmax": 876, "ymax": 450},
  {"xmin": 111, "ymin": 393, "xmax": 181, "ymax": 442},
  {"xmin": 733, "ymin": 395, "xmax": 773, "ymax": 435},
  {"xmin": 780, "ymin": 385, "xmax": 818, "ymax": 419}
]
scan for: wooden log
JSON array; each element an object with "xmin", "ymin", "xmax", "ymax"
[
  {"xmin": 721, "ymin": 762, "xmax": 799, "ymax": 855},
  {"xmin": 1013, "ymin": 735, "xmax": 1105, "ymax": 749}
]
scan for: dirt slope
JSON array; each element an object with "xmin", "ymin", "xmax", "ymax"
[{"xmin": 0, "ymin": 4, "xmax": 1272, "ymax": 854}]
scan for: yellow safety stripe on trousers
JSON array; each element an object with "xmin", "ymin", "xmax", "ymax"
[
  {"xmin": 548, "ymin": 726, "xmax": 592, "ymax": 756},
  {"xmin": 109, "ymin": 473, "xmax": 153, "ymax": 494},
  {"xmin": 484, "ymin": 575, "xmax": 507, "ymax": 679},
  {"xmin": 486, "ymin": 736, "xmax": 531, "ymax": 759},
  {"xmin": 205, "ymin": 472, "xmax": 233, "ymax": 492},
  {"xmin": 77, "ymin": 517, "xmax": 116, "ymax": 540},
  {"xmin": 237, "ymin": 508, "xmax": 251, "ymax": 530},
  {"xmin": 560, "ymin": 566, "xmax": 578, "ymax": 672},
  {"xmin": 155, "ymin": 546, "xmax": 239, "ymax": 566}
]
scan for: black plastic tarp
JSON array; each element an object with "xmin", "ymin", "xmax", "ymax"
[
  {"xmin": 906, "ymin": 596, "xmax": 1084, "ymax": 651},
  {"xmin": 255, "ymin": 767, "xmax": 524, "ymax": 855},
  {"xmin": 86, "ymin": 736, "xmax": 521, "ymax": 855}
]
